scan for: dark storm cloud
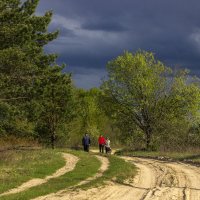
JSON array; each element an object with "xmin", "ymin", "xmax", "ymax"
[
  {"xmin": 81, "ymin": 20, "xmax": 128, "ymax": 32},
  {"xmin": 37, "ymin": 0, "xmax": 200, "ymax": 88}
]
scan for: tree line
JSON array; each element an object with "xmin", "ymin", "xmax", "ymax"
[{"xmin": 1, "ymin": 0, "xmax": 200, "ymax": 150}]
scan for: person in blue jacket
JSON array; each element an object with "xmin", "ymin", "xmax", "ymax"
[{"xmin": 82, "ymin": 133, "xmax": 91, "ymax": 152}]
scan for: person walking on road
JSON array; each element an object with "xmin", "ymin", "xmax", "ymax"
[
  {"xmin": 105, "ymin": 137, "xmax": 111, "ymax": 154},
  {"xmin": 98, "ymin": 134, "xmax": 106, "ymax": 153},
  {"xmin": 82, "ymin": 133, "xmax": 91, "ymax": 152}
]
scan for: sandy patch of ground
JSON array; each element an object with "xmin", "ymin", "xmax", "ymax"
[{"xmin": 0, "ymin": 153, "xmax": 79, "ymax": 197}]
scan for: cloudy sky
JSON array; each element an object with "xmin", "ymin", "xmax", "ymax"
[{"xmin": 37, "ymin": 0, "xmax": 200, "ymax": 89}]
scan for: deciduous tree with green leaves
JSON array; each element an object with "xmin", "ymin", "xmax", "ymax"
[{"xmin": 102, "ymin": 51, "xmax": 200, "ymax": 150}]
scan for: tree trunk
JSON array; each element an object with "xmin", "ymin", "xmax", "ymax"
[
  {"xmin": 51, "ymin": 133, "xmax": 55, "ymax": 149},
  {"xmin": 145, "ymin": 129, "xmax": 152, "ymax": 151},
  {"xmin": 51, "ymin": 122, "xmax": 56, "ymax": 149}
]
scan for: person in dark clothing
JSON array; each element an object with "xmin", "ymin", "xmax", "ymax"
[
  {"xmin": 98, "ymin": 135, "xmax": 106, "ymax": 153},
  {"xmin": 82, "ymin": 133, "xmax": 91, "ymax": 152}
]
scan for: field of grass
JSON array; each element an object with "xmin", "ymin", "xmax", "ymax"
[
  {"xmin": 1, "ymin": 150, "xmax": 101, "ymax": 200},
  {"xmin": 115, "ymin": 149, "xmax": 200, "ymax": 164},
  {"xmin": 0, "ymin": 149, "xmax": 65, "ymax": 194}
]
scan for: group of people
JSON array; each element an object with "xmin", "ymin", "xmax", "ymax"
[
  {"xmin": 98, "ymin": 135, "xmax": 111, "ymax": 154},
  {"xmin": 82, "ymin": 133, "xmax": 111, "ymax": 154}
]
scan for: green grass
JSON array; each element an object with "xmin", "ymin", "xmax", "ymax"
[
  {"xmin": 192, "ymin": 158, "xmax": 200, "ymax": 162},
  {"xmin": 0, "ymin": 149, "xmax": 65, "ymax": 194},
  {"xmin": 78, "ymin": 153, "xmax": 137, "ymax": 190},
  {"xmin": 115, "ymin": 149, "xmax": 200, "ymax": 164},
  {"xmin": 1, "ymin": 150, "xmax": 101, "ymax": 200}
]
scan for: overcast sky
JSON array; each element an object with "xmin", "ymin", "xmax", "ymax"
[{"xmin": 37, "ymin": 0, "xmax": 200, "ymax": 89}]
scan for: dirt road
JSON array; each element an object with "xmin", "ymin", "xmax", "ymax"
[
  {"xmin": 44, "ymin": 156, "xmax": 200, "ymax": 200},
  {"xmin": 3, "ymin": 151, "xmax": 200, "ymax": 200},
  {"xmin": 121, "ymin": 157, "xmax": 200, "ymax": 200}
]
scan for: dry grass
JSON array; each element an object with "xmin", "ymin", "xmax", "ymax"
[{"xmin": 0, "ymin": 136, "xmax": 39, "ymax": 151}]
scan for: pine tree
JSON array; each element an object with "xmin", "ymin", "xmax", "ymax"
[
  {"xmin": 0, "ymin": 0, "xmax": 74, "ymax": 146},
  {"xmin": 0, "ymin": 0, "xmax": 58, "ymax": 102}
]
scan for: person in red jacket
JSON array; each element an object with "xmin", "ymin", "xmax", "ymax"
[{"xmin": 98, "ymin": 134, "xmax": 106, "ymax": 153}]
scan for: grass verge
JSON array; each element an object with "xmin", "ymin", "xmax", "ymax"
[
  {"xmin": 115, "ymin": 149, "xmax": 200, "ymax": 165},
  {"xmin": 1, "ymin": 150, "xmax": 101, "ymax": 200},
  {"xmin": 78, "ymin": 153, "xmax": 137, "ymax": 190},
  {"xmin": 0, "ymin": 149, "xmax": 65, "ymax": 194}
]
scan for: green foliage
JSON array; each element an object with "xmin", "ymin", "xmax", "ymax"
[
  {"xmin": 33, "ymin": 67, "xmax": 74, "ymax": 148},
  {"xmin": 0, "ymin": 0, "xmax": 74, "ymax": 147},
  {"xmin": 77, "ymin": 88, "xmax": 105, "ymax": 134},
  {"xmin": 66, "ymin": 88, "xmax": 109, "ymax": 147},
  {"xmin": 0, "ymin": 102, "xmax": 11, "ymax": 135},
  {"xmin": 0, "ymin": 0, "xmax": 58, "ymax": 101},
  {"xmin": 66, "ymin": 88, "xmax": 121, "ymax": 148},
  {"xmin": 102, "ymin": 50, "xmax": 200, "ymax": 150}
]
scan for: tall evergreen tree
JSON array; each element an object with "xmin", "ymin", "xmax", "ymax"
[
  {"xmin": 0, "ymin": 0, "xmax": 73, "ymax": 147},
  {"xmin": 34, "ymin": 66, "xmax": 74, "ymax": 149},
  {"xmin": 0, "ymin": 0, "xmax": 58, "ymax": 102}
]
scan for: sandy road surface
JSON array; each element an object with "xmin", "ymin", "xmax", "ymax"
[
  {"xmin": 39, "ymin": 156, "xmax": 200, "ymax": 200},
  {"xmin": 0, "ymin": 153, "xmax": 79, "ymax": 197},
  {"xmin": 123, "ymin": 157, "xmax": 200, "ymax": 200}
]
